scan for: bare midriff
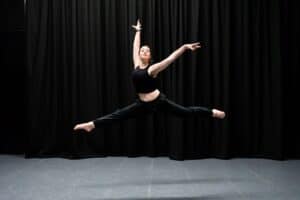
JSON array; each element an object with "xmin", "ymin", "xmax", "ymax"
[{"xmin": 138, "ymin": 89, "xmax": 160, "ymax": 102}]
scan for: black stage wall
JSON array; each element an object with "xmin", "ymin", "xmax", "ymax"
[
  {"xmin": 22, "ymin": 0, "xmax": 300, "ymax": 160},
  {"xmin": 0, "ymin": 0, "xmax": 25, "ymax": 153}
]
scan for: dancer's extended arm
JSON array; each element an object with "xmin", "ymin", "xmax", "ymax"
[
  {"xmin": 132, "ymin": 19, "xmax": 142, "ymax": 68},
  {"xmin": 148, "ymin": 42, "xmax": 201, "ymax": 77}
]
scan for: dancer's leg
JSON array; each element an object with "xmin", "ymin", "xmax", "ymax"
[
  {"xmin": 158, "ymin": 96, "xmax": 224, "ymax": 119},
  {"xmin": 73, "ymin": 101, "xmax": 146, "ymax": 132},
  {"xmin": 93, "ymin": 101, "xmax": 146, "ymax": 127}
]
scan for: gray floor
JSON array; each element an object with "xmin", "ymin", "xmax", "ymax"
[{"xmin": 1, "ymin": 155, "xmax": 300, "ymax": 200}]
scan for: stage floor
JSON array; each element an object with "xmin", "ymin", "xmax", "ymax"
[{"xmin": 1, "ymin": 155, "xmax": 299, "ymax": 200}]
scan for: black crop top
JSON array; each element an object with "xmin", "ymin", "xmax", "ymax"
[{"xmin": 131, "ymin": 65, "xmax": 158, "ymax": 93}]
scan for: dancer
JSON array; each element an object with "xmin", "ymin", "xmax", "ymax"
[{"xmin": 73, "ymin": 19, "xmax": 225, "ymax": 133}]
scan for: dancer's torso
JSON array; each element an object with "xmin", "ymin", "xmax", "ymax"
[
  {"xmin": 131, "ymin": 65, "xmax": 160, "ymax": 102},
  {"xmin": 138, "ymin": 89, "xmax": 160, "ymax": 102}
]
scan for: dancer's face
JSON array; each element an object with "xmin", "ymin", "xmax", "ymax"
[{"xmin": 139, "ymin": 45, "xmax": 151, "ymax": 64}]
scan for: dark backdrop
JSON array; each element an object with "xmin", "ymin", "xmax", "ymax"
[
  {"xmin": 0, "ymin": 0, "xmax": 25, "ymax": 153},
  {"xmin": 24, "ymin": 0, "xmax": 299, "ymax": 160}
]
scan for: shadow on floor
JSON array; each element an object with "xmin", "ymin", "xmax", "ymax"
[{"xmin": 82, "ymin": 177, "xmax": 253, "ymax": 188}]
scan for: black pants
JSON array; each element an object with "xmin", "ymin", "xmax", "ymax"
[{"xmin": 93, "ymin": 93, "xmax": 212, "ymax": 128}]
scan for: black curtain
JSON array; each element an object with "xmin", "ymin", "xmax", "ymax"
[
  {"xmin": 281, "ymin": 0, "xmax": 300, "ymax": 158},
  {"xmin": 0, "ymin": 0, "xmax": 25, "ymax": 153},
  {"xmin": 26, "ymin": 0, "xmax": 300, "ymax": 160}
]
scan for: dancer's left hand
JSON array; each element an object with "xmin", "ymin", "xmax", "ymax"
[{"xmin": 185, "ymin": 42, "xmax": 201, "ymax": 51}]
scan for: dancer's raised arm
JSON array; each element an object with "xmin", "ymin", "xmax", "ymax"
[
  {"xmin": 148, "ymin": 42, "xmax": 201, "ymax": 77},
  {"xmin": 132, "ymin": 19, "xmax": 142, "ymax": 68}
]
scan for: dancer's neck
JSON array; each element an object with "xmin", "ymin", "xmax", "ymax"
[{"xmin": 139, "ymin": 62, "xmax": 149, "ymax": 69}]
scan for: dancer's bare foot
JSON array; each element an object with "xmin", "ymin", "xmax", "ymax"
[
  {"xmin": 73, "ymin": 122, "xmax": 95, "ymax": 133},
  {"xmin": 212, "ymin": 109, "xmax": 226, "ymax": 119}
]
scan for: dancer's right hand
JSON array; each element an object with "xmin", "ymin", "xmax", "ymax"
[{"xmin": 132, "ymin": 19, "xmax": 142, "ymax": 31}]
